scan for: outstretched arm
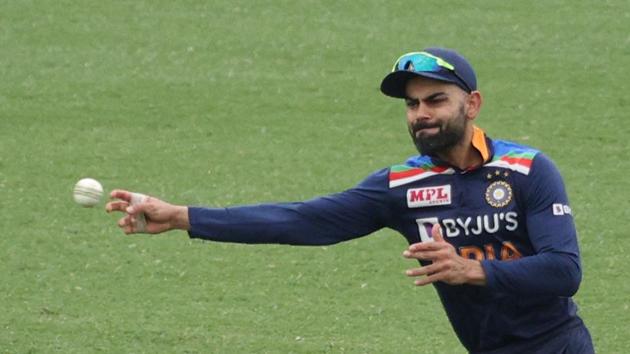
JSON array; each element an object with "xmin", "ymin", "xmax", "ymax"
[
  {"xmin": 106, "ymin": 168, "xmax": 392, "ymax": 246},
  {"xmin": 187, "ymin": 169, "xmax": 391, "ymax": 245}
]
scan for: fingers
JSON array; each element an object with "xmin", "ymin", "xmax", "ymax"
[
  {"xmin": 413, "ymin": 273, "xmax": 443, "ymax": 286},
  {"xmin": 403, "ymin": 223, "xmax": 454, "ymax": 286},
  {"xmin": 105, "ymin": 200, "xmax": 129, "ymax": 213},
  {"xmin": 403, "ymin": 249, "xmax": 446, "ymax": 261},
  {"xmin": 110, "ymin": 189, "xmax": 134, "ymax": 202},
  {"xmin": 126, "ymin": 200, "xmax": 148, "ymax": 216},
  {"xmin": 117, "ymin": 214, "xmax": 135, "ymax": 234},
  {"xmin": 405, "ymin": 263, "xmax": 446, "ymax": 286},
  {"xmin": 432, "ymin": 223, "xmax": 445, "ymax": 242},
  {"xmin": 106, "ymin": 190, "xmax": 146, "ymax": 219},
  {"xmin": 107, "ymin": 191, "xmax": 173, "ymax": 235},
  {"xmin": 406, "ymin": 262, "xmax": 443, "ymax": 277},
  {"xmin": 408, "ymin": 240, "xmax": 448, "ymax": 252},
  {"xmin": 117, "ymin": 214, "xmax": 145, "ymax": 234},
  {"xmin": 408, "ymin": 224, "xmax": 447, "ymax": 252},
  {"xmin": 107, "ymin": 190, "xmax": 151, "ymax": 235}
]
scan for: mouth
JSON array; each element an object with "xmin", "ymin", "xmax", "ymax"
[{"xmin": 414, "ymin": 126, "xmax": 441, "ymax": 137}]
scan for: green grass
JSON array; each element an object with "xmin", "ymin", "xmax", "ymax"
[{"xmin": 2, "ymin": 0, "xmax": 629, "ymax": 352}]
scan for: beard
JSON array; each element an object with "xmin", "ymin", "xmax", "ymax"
[{"xmin": 408, "ymin": 104, "xmax": 468, "ymax": 156}]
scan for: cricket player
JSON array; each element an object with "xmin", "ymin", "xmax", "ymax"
[{"xmin": 106, "ymin": 48, "xmax": 594, "ymax": 353}]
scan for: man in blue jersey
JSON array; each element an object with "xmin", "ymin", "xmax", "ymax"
[{"xmin": 106, "ymin": 48, "xmax": 594, "ymax": 353}]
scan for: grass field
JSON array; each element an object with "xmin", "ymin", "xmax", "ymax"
[{"xmin": 2, "ymin": 0, "xmax": 629, "ymax": 352}]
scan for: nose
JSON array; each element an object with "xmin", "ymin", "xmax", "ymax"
[{"xmin": 407, "ymin": 104, "xmax": 432, "ymax": 124}]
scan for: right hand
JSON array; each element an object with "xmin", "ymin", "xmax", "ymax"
[{"xmin": 105, "ymin": 189, "xmax": 190, "ymax": 234}]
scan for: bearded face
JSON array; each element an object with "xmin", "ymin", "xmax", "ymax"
[{"xmin": 408, "ymin": 103, "xmax": 468, "ymax": 156}]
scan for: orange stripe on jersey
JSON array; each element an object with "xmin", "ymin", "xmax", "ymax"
[
  {"xmin": 500, "ymin": 241, "xmax": 523, "ymax": 260},
  {"xmin": 472, "ymin": 125, "xmax": 491, "ymax": 163},
  {"xmin": 459, "ymin": 246, "xmax": 484, "ymax": 260}
]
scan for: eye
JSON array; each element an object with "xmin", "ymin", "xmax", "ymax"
[
  {"xmin": 427, "ymin": 95, "xmax": 448, "ymax": 104},
  {"xmin": 405, "ymin": 99, "xmax": 419, "ymax": 108}
]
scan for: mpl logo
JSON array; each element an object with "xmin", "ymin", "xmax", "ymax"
[{"xmin": 407, "ymin": 185, "xmax": 451, "ymax": 208}]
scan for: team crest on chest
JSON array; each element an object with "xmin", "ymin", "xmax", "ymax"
[{"xmin": 485, "ymin": 180, "xmax": 513, "ymax": 208}]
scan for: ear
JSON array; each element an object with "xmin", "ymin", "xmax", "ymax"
[{"xmin": 465, "ymin": 91, "xmax": 483, "ymax": 120}]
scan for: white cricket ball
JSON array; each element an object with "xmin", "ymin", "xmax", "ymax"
[{"xmin": 73, "ymin": 178, "xmax": 103, "ymax": 207}]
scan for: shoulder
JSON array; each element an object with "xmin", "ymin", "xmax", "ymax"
[
  {"xmin": 388, "ymin": 155, "xmax": 454, "ymax": 188},
  {"xmin": 356, "ymin": 167, "xmax": 391, "ymax": 190},
  {"xmin": 486, "ymin": 139, "xmax": 542, "ymax": 176},
  {"xmin": 488, "ymin": 140, "xmax": 567, "ymax": 198}
]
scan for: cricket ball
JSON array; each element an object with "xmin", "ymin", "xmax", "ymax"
[{"xmin": 73, "ymin": 178, "xmax": 103, "ymax": 207}]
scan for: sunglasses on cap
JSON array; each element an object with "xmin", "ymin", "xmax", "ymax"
[{"xmin": 392, "ymin": 51, "xmax": 473, "ymax": 92}]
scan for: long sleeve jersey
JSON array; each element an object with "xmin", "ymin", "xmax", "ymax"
[{"xmin": 187, "ymin": 127, "xmax": 584, "ymax": 353}]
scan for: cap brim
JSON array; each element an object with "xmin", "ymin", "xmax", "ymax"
[{"xmin": 380, "ymin": 71, "xmax": 460, "ymax": 98}]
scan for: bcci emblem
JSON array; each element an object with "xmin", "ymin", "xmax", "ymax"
[{"xmin": 485, "ymin": 181, "xmax": 513, "ymax": 208}]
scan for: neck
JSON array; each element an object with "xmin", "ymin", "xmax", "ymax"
[{"xmin": 436, "ymin": 127, "xmax": 482, "ymax": 170}]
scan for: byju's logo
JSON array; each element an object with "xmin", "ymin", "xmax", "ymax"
[{"xmin": 407, "ymin": 185, "xmax": 451, "ymax": 208}]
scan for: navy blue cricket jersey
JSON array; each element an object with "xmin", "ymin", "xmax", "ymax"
[{"xmin": 187, "ymin": 127, "xmax": 590, "ymax": 353}]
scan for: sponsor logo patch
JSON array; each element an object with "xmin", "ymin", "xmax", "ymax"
[
  {"xmin": 563, "ymin": 205, "xmax": 572, "ymax": 215},
  {"xmin": 553, "ymin": 203, "xmax": 572, "ymax": 216},
  {"xmin": 485, "ymin": 181, "xmax": 513, "ymax": 208},
  {"xmin": 407, "ymin": 185, "xmax": 451, "ymax": 208}
]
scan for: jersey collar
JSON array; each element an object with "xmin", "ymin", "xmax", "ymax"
[
  {"xmin": 428, "ymin": 125, "xmax": 493, "ymax": 171},
  {"xmin": 471, "ymin": 125, "xmax": 492, "ymax": 164}
]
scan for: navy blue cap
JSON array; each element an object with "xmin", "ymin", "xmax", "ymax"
[{"xmin": 380, "ymin": 47, "xmax": 477, "ymax": 98}]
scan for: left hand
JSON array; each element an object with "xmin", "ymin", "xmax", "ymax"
[{"xmin": 403, "ymin": 224, "xmax": 486, "ymax": 286}]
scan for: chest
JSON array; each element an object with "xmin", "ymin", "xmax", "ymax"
[{"xmin": 391, "ymin": 168, "xmax": 532, "ymax": 259}]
